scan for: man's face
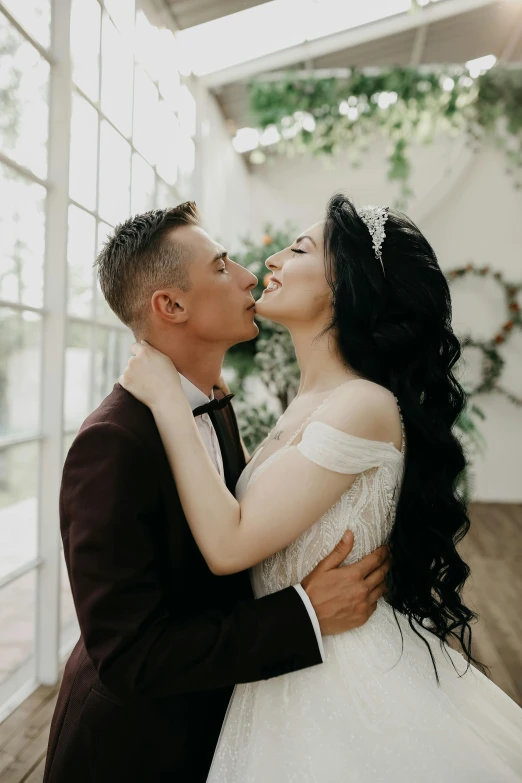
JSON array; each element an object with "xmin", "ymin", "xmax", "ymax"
[{"xmin": 166, "ymin": 224, "xmax": 259, "ymax": 346}]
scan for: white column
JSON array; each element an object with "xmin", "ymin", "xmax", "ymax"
[{"xmin": 36, "ymin": 0, "xmax": 72, "ymax": 686}]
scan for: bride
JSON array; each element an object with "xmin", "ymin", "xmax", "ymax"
[{"xmin": 120, "ymin": 193, "xmax": 522, "ymax": 781}]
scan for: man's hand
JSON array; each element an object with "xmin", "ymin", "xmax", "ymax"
[{"xmin": 301, "ymin": 531, "xmax": 390, "ymax": 635}]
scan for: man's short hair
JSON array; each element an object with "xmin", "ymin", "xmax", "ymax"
[{"xmin": 94, "ymin": 202, "xmax": 200, "ymax": 332}]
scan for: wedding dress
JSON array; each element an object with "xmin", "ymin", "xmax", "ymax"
[{"xmin": 207, "ymin": 398, "xmax": 522, "ymax": 782}]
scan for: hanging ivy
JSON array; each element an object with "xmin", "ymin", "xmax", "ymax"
[{"xmin": 248, "ymin": 67, "xmax": 522, "ymax": 207}]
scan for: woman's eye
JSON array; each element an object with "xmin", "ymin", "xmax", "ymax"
[{"xmin": 290, "ymin": 248, "xmax": 304, "ymax": 254}]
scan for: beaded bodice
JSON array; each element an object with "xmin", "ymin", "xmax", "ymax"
[{"xmin": 235, "ymin": 394, "xmax": 406, "ymax": 599}]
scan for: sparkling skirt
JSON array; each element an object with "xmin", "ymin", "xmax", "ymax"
[{"xmin": 206, "ymin": 601, "xmax": 522, "ymax": 782}]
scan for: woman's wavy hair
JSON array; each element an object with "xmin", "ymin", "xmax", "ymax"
[{"xmin": 323, "ymin": 193, "xmax": 483, "ymax": 680}]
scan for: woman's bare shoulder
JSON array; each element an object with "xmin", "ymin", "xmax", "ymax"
[{"xmin": 314, "ymin": 379, "xmax": 401, "ymax": 445}]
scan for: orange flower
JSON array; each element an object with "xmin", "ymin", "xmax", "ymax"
[
  {"xmin": 262, "ymin": 234, "xmax": 273, "ymax": 246},
  {"xmin": 494, "ymin": 334, "xmax": 505, "ymax": 344},
  {"xmin": 509, "ymin": 302, "xmax": 520, "ymax": 312},
  {"xmin": 503, "ymin": 320, "xmax": 514, "ymax": 331}
]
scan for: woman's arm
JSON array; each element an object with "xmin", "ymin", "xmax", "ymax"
[
  {"xmin": 151, "ymin": 401, "xmax": 356, "ymax": 574},
  {"xmin": 120, "ymin": 342, "xmax": 397, "ymax": 575}
]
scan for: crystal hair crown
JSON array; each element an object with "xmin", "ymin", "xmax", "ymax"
[{"xmin": 356, "ymin": 205, "xmax": 389, "ymax": 275}]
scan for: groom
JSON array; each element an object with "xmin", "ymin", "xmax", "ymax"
[{"xmin": 44, "ymin": 202, "xmax": 390, "ymax": 783}]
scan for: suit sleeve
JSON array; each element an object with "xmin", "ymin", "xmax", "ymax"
[{"xmin": 61, "ymin": 421, "xmax": 322, "ymax": 699}]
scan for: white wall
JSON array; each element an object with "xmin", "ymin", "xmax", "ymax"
[
  {"xmin": 245, "ymin": 138, "xmax": 522, "ymax": 502},
  {"xmin": 140, "ymin": 0, "xmax": 252, "ymax": 241},
  {"xmin": 193, "ymin": 86, "xmax": 252, "ymax": 249}
]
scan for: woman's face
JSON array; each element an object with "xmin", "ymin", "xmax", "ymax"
[{"xmin": 255, "ymin": 221, "xmax": 332, "ymax": 327}]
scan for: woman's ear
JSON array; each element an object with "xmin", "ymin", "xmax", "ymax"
[{"xmin": 151, "ymin": 290, "xmax": 189, "ymax": 324}]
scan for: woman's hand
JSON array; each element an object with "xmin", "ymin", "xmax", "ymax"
[{"xmin": 119, "ymin": 341, "xmax": 188, "ymax": 413}]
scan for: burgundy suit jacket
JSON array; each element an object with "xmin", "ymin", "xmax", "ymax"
[{"xmin": 44, "ymin": 383, "xmax": 322, "ymax": 783}]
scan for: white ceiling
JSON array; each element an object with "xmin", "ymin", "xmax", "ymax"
[
  {"xmin": 165, "ymin": 0, "xmax": 272, "ymax": 30},
  {"xmin": 164, "ymin": 0, "xmax": 522, "ymax": 130}
]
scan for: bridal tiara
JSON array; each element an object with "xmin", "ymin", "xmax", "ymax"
[{"xmin": 356, "ymin": 205, "xmax": 389, "ymax": 275}]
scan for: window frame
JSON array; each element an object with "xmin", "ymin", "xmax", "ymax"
[{"xmin": 0, "ymin": 0, "xmax": 193, "ymax": 715}]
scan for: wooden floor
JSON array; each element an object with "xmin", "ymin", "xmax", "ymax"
[
  {"xmin": 0, "ymin": 502, "xmax": 520, "ymax": 783},
  {"xmin": 0, "ymin": 681, "xmax": 59, "ymax": 783},
  {"xmin": 460, "ymin": 503, "xmax": 522, "ymax": 704}
]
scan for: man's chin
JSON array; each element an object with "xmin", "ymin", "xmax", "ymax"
[
  {"xmin": 225, "ymin": 321, "xmax": 259, "ymax": 347},
  {"xmin": 246, "ymin": 320, "xmax": 260, "ymax": 340}
]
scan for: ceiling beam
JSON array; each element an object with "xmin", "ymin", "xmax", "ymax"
[
  {"xmin": 158, "ymin": 0, "xmax": 181, "ymax": 32},
  {"xmin": 201, "ymin": 0, "xmax": 497, "ymax": 88}
]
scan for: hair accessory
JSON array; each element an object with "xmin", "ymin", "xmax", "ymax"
[{"xmin": 356, "ymin": 205, "xmax": 389, "ymax": 275}]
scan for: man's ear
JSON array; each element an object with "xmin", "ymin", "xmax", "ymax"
[{"xmin": 151, "ymin": 289, "xmax": 189, "ymax": 324}]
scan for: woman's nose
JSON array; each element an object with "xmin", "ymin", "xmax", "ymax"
[{"xmin": 265, "ymin": 250, "xmax": 283, "ymax": 271}]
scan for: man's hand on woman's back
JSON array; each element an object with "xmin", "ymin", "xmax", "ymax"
[{"xmin": 301, "ymin": 531, "xmax": 390, "ymax": 635}]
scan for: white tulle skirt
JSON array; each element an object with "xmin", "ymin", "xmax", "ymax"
[{"xmin": 207, "ymin": 601, "xmax": 522, "ymax": 782}]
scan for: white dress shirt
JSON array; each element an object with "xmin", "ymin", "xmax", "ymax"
[{"xmin": 179, "ymin": 374, "xmax": 324, "ymax": 661}]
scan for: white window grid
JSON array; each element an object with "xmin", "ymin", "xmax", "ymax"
[{"xmin": 0, "ymin": 0, "xmax": 193, "ymax": 714}]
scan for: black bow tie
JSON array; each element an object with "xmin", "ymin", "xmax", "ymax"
[{"xmin": 192, "ymin": 393, "xmax": 234, "ymax": 418}]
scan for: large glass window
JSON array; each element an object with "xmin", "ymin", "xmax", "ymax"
[
  {"xmin": 0, "ymin": 570, "xmax": 36, "ymax": 691},
  {"xmin": 0, "ymin": 165, "xmax": 46, "ymax": 309},
  {"xmin": 67, "ymin": 205, "xmax": 96, "ymax": 318},
  {"xmin": 69, "ymin": 94, "xmax": 98, "ymax": 212},
  {"xmin": 0, "ymin": 0, "xmax": 195, "ymax": 716},
  {"xmin": 1, "ymin": 0, "xmax": 51, "ymax": 49},
  {"xmin": 0, "ymin": 442, "xmax": 39, "ymax": 579},
  {"xmin": 100, "ymin": 13, "xmax": 133, "ymax": 137},
  {"xmin": 98, "ymin": 120, "xmax": 131, "ymax": 225},
  {"xmin": 0, "ymin": 4, "xmax": 49, "ymax": 709},
  {"xmin": 0, "ymin": 308, "xmax": 42, "ymax": 439},
  {"xmin": 70, "ymin": 0, "xmax": 100, "ymax": 101},
  {"xmin": 0, "ymin": 14, "xmax": 50, "ymax": 179}
]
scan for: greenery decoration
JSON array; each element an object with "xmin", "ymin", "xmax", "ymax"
[
  {"xmin": 454, "ymin": 402, "xmax": 487, "ymax": 506},
  {"xmin": 227, "ymin": 227, "xmax": 522, "ymax": 503},
  {"xmin": 247, "ymin": 66, "xmax": 522, "ymax": 207},
  {"xmin": 232, "ymin": 401, "xmax": 278, "ymax": 454},
  {"xmin": 448, "ymin": 264, "xmax": 522, "ymax": 406},
  {"xmin": 460, "ymin": 337, "xmax": 505, "ymax": 396},
  {"xmin": 224, "ymin": 223, "xmax": 301, "ymax": 449},
  {"xmin": 224, "ymin": 222, "xmax": 300, "ymax": 389}
]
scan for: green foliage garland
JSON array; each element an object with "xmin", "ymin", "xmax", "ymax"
[{"xmin": 248, "ymin": 67, "xmax": 522, "ymax": 207}]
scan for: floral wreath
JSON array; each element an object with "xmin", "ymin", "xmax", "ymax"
[{"xmin": 447, "ymin": 264, "xmax": 522, "ymax": 406}]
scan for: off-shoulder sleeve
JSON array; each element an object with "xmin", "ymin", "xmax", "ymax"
[{"xmin": 296, "ymin": 421, "xmax": 402, "ymax": 475}]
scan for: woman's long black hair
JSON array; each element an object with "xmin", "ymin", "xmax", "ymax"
[{"xmin": 323, "ymin": 193, "xmax": 483, "ymax": 679}]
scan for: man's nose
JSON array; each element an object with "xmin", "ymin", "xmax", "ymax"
[{"xmin": 243, "ymin": 266, "xmax": 258, "ymax": 290}]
